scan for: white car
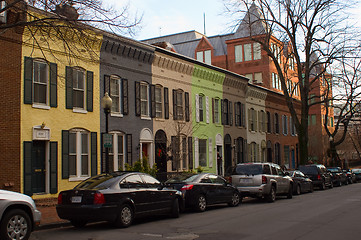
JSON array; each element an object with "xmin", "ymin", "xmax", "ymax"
[{"xmin": 0, "ymin": 190, "xmax": 41, "ymax": 240}]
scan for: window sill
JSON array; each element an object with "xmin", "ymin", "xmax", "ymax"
[
  {"xmin": 69, "ymin": 176, "xmax": 89, "ymax": 182},
  {"xmin": 32, "ymin": 104, "xmax": 50, "ymax": 110},
  {"xmin": 141, "ymin": 116, "xmax": 152, "ymax": 121},
  {"xmin": 111, "ymin": 112, "xmax": 123, "ymax": 118},
  {"xmin": 155, "ymin": 118, "xmax": 165, "ymax": 122},
  {"xmin": 73, "ymin": 108, "xmax": 88, "ymax": 114}
]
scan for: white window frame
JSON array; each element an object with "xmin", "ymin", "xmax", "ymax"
[
  {"xmin": 204, "ymin": 50, "xmax": 211, "ymax": 65},
  {"xmin": 155, "ymin": 85, "xmax": 163, "ymax": 118},
  {"xmin": 199, "ymin": 95, "xmax": 204, "ymax": 122},
  {"xmin": 176, "ymin": 90, "xmax": 184, "ymax": 120},
  {"xmin": 253, "ymin": 43, "xmax": 261, "ymax": 60},
  {"xmin": 214, "ymin": 98, "xmax": 220, "ymax": 124},
  {"xmin": 110, "ymin": 75, "xmax": 122, "ymax": 115},
  {"xmin": 244, "ymin": 43, "xmax": 252, "ymax": 62},
  {"xmin": 33, "ymin": 60, "xmax": 49, "ymax": 106},
  {"xmin": 72, "ymin": 68, "xmax": 86, "ymax": 110},
  {"xmin": 196, "ymin": 51, "xmax": 203, "ymax": 62},
  {"xmin": 69, "ymin": 129, "xmax": 90, "ymax": 180},
  {"xmin": 140, "ymin": 82, "xmax": 149, "ymax": 117},
  {"xmin": 235, "ymin": 45, "xmax": 243, "ymax": 63},
  {"xmin": 109, "ymin": 132, "xmax": 125, "ymax": 171}
]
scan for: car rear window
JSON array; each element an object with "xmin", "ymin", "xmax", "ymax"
[
  {"xmin": 298, "ymin": 166, "xmax": 318, "ymax": 175},
  {"xmin": 75, "ymin": 174, "xmax": 120, "ymax": 190},
  {"xmin": 233, "ymin": 164, "xmax": 264, "ymax": 175},
  {"xmin": 327, "ymin": 168, "xmax": 340, "ymax": 173}
]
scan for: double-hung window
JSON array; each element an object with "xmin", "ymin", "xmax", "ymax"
[
  {"xmin": 199, "ymin": 139, "xmax": 207, "ymax": 167},
  {"xmin": 196, "ymin": 50, "xmax": 212, "ymax": 65},
  {"xmin": 109, "ymin": 132, "xmax": 124, "ymax": 171},
  {"xmin": 199, "ymin": 95, "xmax": 204, "ymax": 122},
  {"xmin": 69, "ymin": 129, "xmax": 89, "ymax": 178},
  {"xmin": 110, "ymin": 76, "xmax": 122, "ymax": 114},
  {"xmin": 155, "ymin": 86, "xmax": 163, "ymax": 118},
  {"xmin": 176, "ymin": 91, "xmax": 184, "ymax": 120},
  {"xmin": 214, "ymin": 98, "xmax": 220, "ymax": 124},
  {"xmin": 72, "ymin": 68, "xmax": 86, "ymax": 109},
  {"xmin": 33, "ymin": 60, "xmax": 48, "ymax": 105},
  {"xmin": 140, "ymin": 83, "xmax": 149, "ymax": 117}
]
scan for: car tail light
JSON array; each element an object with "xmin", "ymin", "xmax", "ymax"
[
  {"xmin": 58, "ymin": 193, "xmax": 63, "ymax": 204},
  {"xmin": 94, "ymin": 192, "xmax": 105, "ymax": 205},
  {"xmin": 181, "ymin": 184, "xmax": 194, "ymax": 191},
  {"xmin": 262, "ymin": 175, "xmax": 267, "ymax": 184},
  {"xmin": 317, "ymin": 174, "xmax": 322, "ymax": 180}
]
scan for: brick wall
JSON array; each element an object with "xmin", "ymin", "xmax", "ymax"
[{"xmin": 0, "ymin": 10, "xmax": 24, "ymax": 192}]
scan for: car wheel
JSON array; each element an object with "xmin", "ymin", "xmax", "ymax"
[
  {"xmin": 287, "ymin": 184, "xmax": 293, "ymax": 199},
  {"xmin": 170, "ymin": 199, "xmax": 180, "ymax": 218},
  {"xmin": 296, "ymin": 184, "xmax": 301, "ymax": 195},
  {"xmin": 0, "ymin": 209, "xmax": 32, "ymax": 240},
  {"xmin": 338, "ymin": 181, "xmax": 342, "ymax": 187},
  {"xmin": 195, "ymin": 195, "xmax": 207, "ymax": 212},
  {"xmin": 320, "ymin": 181, "xmax": 326, "ymax": 190},
  {"xmin": 330, "ymin": 181, "xmax": 334, "ymax": 188},
  {"xmin": 228, "ymin": 192, "xmax": 240, "ymax": 207},
  {"xmin": 115, "ymin": 204, "xmax": 133, "ymax": 228},
  {"xmin": 266, "ymin": 186, "xmax": 276, "ymax": 203},
  {"xmin": 70, "ymin": 219, "xmax": 87, "ymax": 228},
  {"xmin": 345, "ymin": 180, "xmax": 349, "ymax": 185}
]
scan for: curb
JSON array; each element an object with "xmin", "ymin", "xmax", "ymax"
[{"xmin": 35, "ymin": 221, "xmax": 71, "ymax": 231}]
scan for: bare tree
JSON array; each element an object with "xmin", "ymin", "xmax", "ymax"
[
  {"xmin": 323, "ymin": 52, "xmax": 361, "ymax": 166},
  {"xmin": 223, "ymin": 0, "xmax": 361, "ymax": 164}
]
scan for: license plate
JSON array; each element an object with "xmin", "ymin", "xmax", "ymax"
[
  {"xmin": 240, "ymin": 178, "xmax": 252, "ymax": 183},
  {"xmin": 71, "ymin": 196, "xmax": 82, "ymax": 203}
]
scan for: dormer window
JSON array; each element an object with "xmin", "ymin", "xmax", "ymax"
[{"xmin": 196, "ymin": 50, "xmax": 211, "ymax": 65}]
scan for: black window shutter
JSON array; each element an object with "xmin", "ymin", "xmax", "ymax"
[
  {"xmin": 185, "ymin": 92, "xmax": 190, "ymax": 122},
  {"xmin": 23, "ymin": 141, "xmax": 33, "ymax": 196},
  {"xmin": 171, "ymin": 136, "xmax": 176, "ymax": 171},
  {"xmin": 242, "ymin": 103, "xmax": 246, "ymax": 127},
  {"xmin": 172, "ymin": 89, "xmax": 177, "ymax": 120},
  {"xmin": 65, "ymin": 67, "xmax": 73, "ymax": 109},
  {"xmin": 135, "ymin": 82, "xmax": 141, "ymax": 116},
  {"xmin": 235, "ymin": 102, "xmax": 239, "ymax": 126},
  {"xmin": 150, "ymin": 84, "xmax": 156, "ymax": 118},
  {"xmin": 188, "ymin": 137, "xmax": 193, "ymax": 169},
  {"xmin": 49, "ymin": 62, "xmax": 58, "ymax": 108},
  {"xmin": 104, "ymin": 75, "xmax": 110, "ymax": 94},
  {"xmin": 24, "ymin": 57, "xmax": 33, "ymax": 104},
  {"xmin": 86, "ymin": 71, "xmax": 94, "ymax": 112},
  {"xmin": 49, "ymin": 142, "xmax": 58, "ymax": 194},
  {"xmin": 164, "ymin": 87, "xmax": 169, "ymax": 119},
  {"xmin": 91, "ymin": 132, "xmax": 97, "ymax": 176},
  {"xmin": 126, "ymin": 134, "xmax": 132, "ymax": 165},
  {"xmin": 229, "ymin": 101, "xmax": 233, "ymax": 126},
  {"xmin": 62, "ymin": 130, "xmax": 69, "ymax": 179},
  {"xmin": 221, "ymin": 99, "xmax": 224, "ymax": 125},
  {"xmin": 122, "ymin": 79, "xmax": 129, "ymax": 115}
]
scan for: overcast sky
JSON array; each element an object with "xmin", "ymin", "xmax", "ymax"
[
  {"xmin": 107, "ymin": 0, "xmax": 361, "ymax": 41},
  {"xmin": 107, "ymin": 0, "xmax": 230, "ymax": 40}
]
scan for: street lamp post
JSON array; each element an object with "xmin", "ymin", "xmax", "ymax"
[{"xmin": 101, "ymin": 92, "xmax": 112, "ymax": 173}]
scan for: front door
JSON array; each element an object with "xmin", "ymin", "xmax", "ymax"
[
  {"xmin": 32, "ymin": 141, "xmax": 46, "ymax": 193},
  {"xmin": 217, "ymin": 146, "xmax": 223, "ymax": 175}
]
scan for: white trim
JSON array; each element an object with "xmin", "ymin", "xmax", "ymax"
[
  {"xmin": 32, "ymin": 104, "xmax": 51, "ymax": 110},
  {"xmin": 209, "ymin": 138, "xmax": 213, "ymax": 168},
  {"xmin": 73, "ymin": 108, "xmax": 88, "ymax": 114},
  {"xmin": 194, "ymin": 137, "xmax": 199, "ymax": 168},
  {"xmin": 206, "ymin": 96, "xmax": 209, "ymax": 124}
]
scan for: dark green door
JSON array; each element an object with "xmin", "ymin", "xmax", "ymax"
[{"xmin": 32, "ymin": 141, "xmax": 46, "ymax": 193}]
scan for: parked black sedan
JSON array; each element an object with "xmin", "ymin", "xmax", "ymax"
[
  {"xmin": 327, "ymin": 167, "xmax": 348, "ymax": 186},
  {"xmin": 56, "ymin": 172, "xmax": 183, "ymax": 228},
  {"xmin": 166, "ymin": 173, "xmax": 240, "ymax": 212},
  {"xmin": 352, "ymin": 169, "xmax": 361, "ymax": 181},
  {"xmin": 286, "ymin": 170, "xmax": 313, "ymax": 195}
]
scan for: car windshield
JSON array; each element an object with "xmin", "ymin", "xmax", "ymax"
[
  {"xmin": 165, "ymin": 174, "xmax": 196, "ymax": 183},
  {"xmin": 353, "ymin": 169, "xmax": 361, "ymax": 173},
  {"xmin": 233, "ymin": 164, "xmax": 263, "ymax": 175},
  {"xmin": 327, "ymin": 168, "xmax": 340, "ymax": 173},
  {"xmin": 298, "ymin": 166, "xmax": 318, "ymax": 175},
  {"xmin": 74, "ymin": 173, "xmax": 122, "ymax": 190}
]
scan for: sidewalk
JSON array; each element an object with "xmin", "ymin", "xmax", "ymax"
[{"xmin": 34, "ymin": 199, "xmax": 70, "ymax": 230}]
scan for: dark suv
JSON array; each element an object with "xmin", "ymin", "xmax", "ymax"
[{"xmin": 298, "ymin": 164, "xmax": 333, "ymax": 190}]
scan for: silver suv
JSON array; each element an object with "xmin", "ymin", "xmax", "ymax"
[
  {"xmin": 231, "ymin": 163, "xmax": 293, "ymax": 202},
  {"xmin": 0, "ymin": 190, "xmax": 41, "ymax": 240}
]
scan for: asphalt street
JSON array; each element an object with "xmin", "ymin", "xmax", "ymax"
[{"xmin": 30, "ymin": 183, "xmax": 361, "ymax": 240}]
